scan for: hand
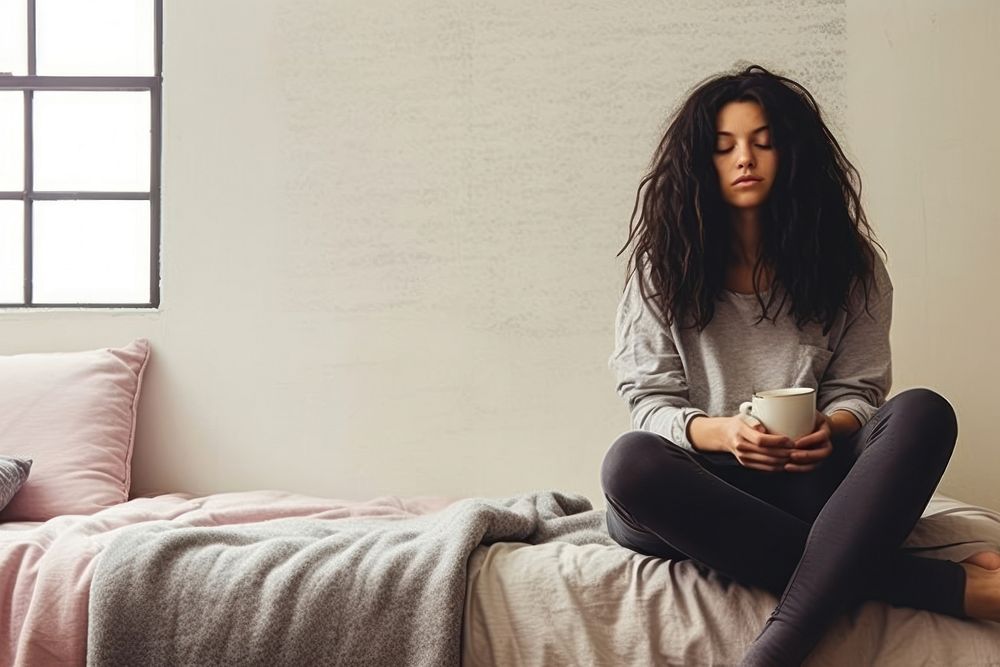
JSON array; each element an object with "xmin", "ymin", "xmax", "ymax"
[
  {"xmin": 718, "ymin": 415, "xmax": 795, "ymax": 472},
  {"xmin": 783, "ymin": 410, "xmax": 834, "ymax": 473}
]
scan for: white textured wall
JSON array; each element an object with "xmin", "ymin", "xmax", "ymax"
[
  {"xmin": 0, "ymin": 0, "xmax": 996, "ymax": 509},
  {"xmin": 845, "ymin": 0, "xmax": 1000, "ymax": 509}
]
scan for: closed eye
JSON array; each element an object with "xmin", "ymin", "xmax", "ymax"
[{"xmin": 715, "ymin": 144, "xmax": 773, "ymax": 153}]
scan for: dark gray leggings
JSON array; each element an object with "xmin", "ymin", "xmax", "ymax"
[{"xmin": 599, "ymin": 387, "xmax": 962, "ymax": 666}]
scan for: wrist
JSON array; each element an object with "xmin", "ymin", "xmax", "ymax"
[
  {"xmin": 827, "ymin": 410, "xmax": 861, "ymax": 439},
  {"xmin": 687, "ymin": 415, "xmax": 723, "ymax": 452}
]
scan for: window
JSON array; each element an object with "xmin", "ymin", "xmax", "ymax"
[{"xmin": 0, "ymin": 0, "xmax": 162, "ymax": 307}]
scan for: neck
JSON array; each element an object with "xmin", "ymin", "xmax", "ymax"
[{"xmin": 728, "ymin": 207, "xmax": 762, "ymax": 267}]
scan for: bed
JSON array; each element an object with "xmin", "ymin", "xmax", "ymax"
[
  {"xmin": 2, "ymin": 488, "xmax": 1000, "ymax": 665},
  {"xmin": 464, "ymin": 492, "xmax": 1000, "ymax": 666},
  {"xmin": 2, "ymin": 341, "xmax": 1000, "ymax": 665}
]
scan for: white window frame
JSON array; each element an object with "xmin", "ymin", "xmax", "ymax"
[{"xmin": 0, "ymin": 0, "xmax": 163, "ymax": 308}]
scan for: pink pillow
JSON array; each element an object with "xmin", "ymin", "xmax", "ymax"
[{"xmin": 0, "ymin": 339, "xmax": 150, "ymax": 521}]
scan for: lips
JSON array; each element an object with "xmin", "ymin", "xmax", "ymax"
[{"xmin": 733, "ymin": 176, "xmax": 762, "ymax": 185}]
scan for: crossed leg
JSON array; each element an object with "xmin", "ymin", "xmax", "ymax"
[{"xmin": 600, "ymin": 388, "xmax": 963, "ymax": 666}]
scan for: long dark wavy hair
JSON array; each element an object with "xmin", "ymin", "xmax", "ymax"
[{"xmin": 618, "ymin": 63, "xmax": 887, "ymax": 336}]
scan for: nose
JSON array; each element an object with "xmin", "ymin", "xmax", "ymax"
[{"xmin": 736, "ymin": 145, "xmax": 756, "ymax": 169}]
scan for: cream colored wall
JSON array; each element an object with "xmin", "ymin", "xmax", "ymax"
[
  {"xmin": 845, "ymin": 0, "xmax": 1000, "ymax": 509},
  {"xmin": 0, "ymin": 1, "xmax": 995, "ymax": 510}
]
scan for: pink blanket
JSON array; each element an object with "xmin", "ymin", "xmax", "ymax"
[{"xmin": 0, "ymin": 490, "xmax": 460, "ymax": 666}]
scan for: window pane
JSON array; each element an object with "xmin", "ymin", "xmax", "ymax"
[
  {"xmin": 0, "ymin": 0, "xmax": 27, "ymax": 75},
  {"xmin": 34, "ymin": 91, "xmax": 150, "ymax": 192},
  {"xmin": 0, "ymin": 201, "xmax": 23, "ymax": 303},
  {"xmin": 0, "ymin": 92, "xmax": 23, "ymax": 190},
  {"xmin": 36, "ymin": 0, "xmax": 154, "ymax": 76},
  {"xmin": 33, "ymin": 200, "xmax": 149, "ymax": 304}
]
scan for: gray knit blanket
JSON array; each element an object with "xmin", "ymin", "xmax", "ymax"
[{"xmin": 86, "ymin": 490, "xmax": 615, "ymax": 666}]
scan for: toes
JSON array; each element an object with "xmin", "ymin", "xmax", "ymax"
[{"xmin": 962, "ymin": 551, "xmax": 1000, "ymax": 570}]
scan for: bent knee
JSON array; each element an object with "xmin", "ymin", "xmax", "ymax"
[
  {"xmin": 600, "ymin": 430, "xmax": 680, "ymax": 501},
  {"xmin": 885, "ymin": 387, "xmax": 959, "ymax": 454},
  {"xmin": 892, "ymin": 387, "xmax": 958, "ymax": 434}
]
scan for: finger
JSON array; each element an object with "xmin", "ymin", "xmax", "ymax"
[
  {"xmin": 789, "ymin": 442, "xmax": 828, "ymax": 458},
  {"xmin": 782, "ymin": 462, "xmax": 819, "ymax": 473},
  {"xmin": 736, "ymin": 451, "xmax": 791, "ymax": 466},
  {"xmin": 793, "ymin": 433, "xmax": 820, "ymax": 448},
  {"xmin": 789, "ymin": 443, "xmax": 833, "ymax": 464},
  {"xmin": 788, "ymin": 451, "xmax": 821, "ymax": 464},
  {"xmin": 736, "ymin": 440, "xmax": 794, "ymax": 460},
  {"xmin": 792, "ymin": 436, "xmax": 813, "ymax": 448},
  {"xmin": 793, "ymin": 438, "xmax": 826, "ymax": 450},
  {"xmin": 748, "ymin": 431, "xmax": 795, "ymax": 449},
  {"xmin": 739, "ymin": 461, "xmax": 784, "ymax": 472}
]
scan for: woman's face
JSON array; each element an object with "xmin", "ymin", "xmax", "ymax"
[{"xmin": 712, "ymin": 101, "xmax": 778, "ymax": 210}]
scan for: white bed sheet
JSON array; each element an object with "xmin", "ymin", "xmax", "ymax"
[{"xmin": 463, "ymin": 492, "xmax": 1000, "ymax": 666}]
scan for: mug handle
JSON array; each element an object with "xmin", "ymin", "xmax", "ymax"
[{"xmin": 738, "ymin": 401, "xmax": 762, "ymax": 428}]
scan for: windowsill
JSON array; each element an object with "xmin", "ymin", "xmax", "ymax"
[{"xmin": 0, "ymin": 306, "xmax": 161, "ymax": 313}]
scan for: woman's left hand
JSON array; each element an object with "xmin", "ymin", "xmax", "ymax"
[{"xmin": 784, "ymin": 410, "xmax": 834, "ymax": 473}]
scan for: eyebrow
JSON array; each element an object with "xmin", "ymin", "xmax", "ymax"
[{"xmin": 716, "ymin": 125, "xmax": 770, "ymax": 136}]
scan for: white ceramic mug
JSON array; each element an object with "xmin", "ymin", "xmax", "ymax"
[{"xmin": 738, "ymin": 387, "xmax": 816, "ymax": 439}]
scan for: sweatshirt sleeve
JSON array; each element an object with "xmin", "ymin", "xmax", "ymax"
[
  {"xmin": 817, "ymin": 255, "xmax": 893, "ymax": 427},
  {"xmin": 608, "ymin": 269, "xmax": 709, "ymax": 451}
]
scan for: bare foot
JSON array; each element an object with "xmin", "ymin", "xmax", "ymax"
[
  {"xmin": 960, "ymin": 560, "xmax": 1000, "ymax": 621},
  {"xmin": 962, "ymin": 550, "xmax": 1000, "ymax": 570}
]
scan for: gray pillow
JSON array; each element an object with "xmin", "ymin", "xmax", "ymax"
[{"xmin": 0, "ymin": 455, "xmax": 33, "ymax": 513}]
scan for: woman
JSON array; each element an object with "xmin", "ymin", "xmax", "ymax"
[{"xmin": 599, "ymin": 63, "xmax": 1000, "ymax": 666}]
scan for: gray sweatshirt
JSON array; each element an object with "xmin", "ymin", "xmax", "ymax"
[{"xmin": 608, "ymin": 256, "xmax": 893, "ymax": 451}]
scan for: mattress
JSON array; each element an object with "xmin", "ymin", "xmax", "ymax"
[
  {"xmin": 3, "ymin": 490, "xmax": 1000, "ymax": 666},
  {"xmin": 462, "ymin": 493, "xmax": 1000, "ymax": 666}
]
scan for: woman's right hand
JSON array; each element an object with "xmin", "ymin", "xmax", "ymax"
[{"xmin": 718, "ymin": 416, "xmax": 795, "ymax": 472}]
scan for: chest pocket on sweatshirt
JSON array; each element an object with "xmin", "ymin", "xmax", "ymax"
[{"xmin": 794, "ymin": 344, "xmax": 834, "ymax": 389}]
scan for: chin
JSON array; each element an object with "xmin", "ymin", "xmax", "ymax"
[{"xmin": 727, "ymin": 198, "xmax": 767, "ymax": 208}]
